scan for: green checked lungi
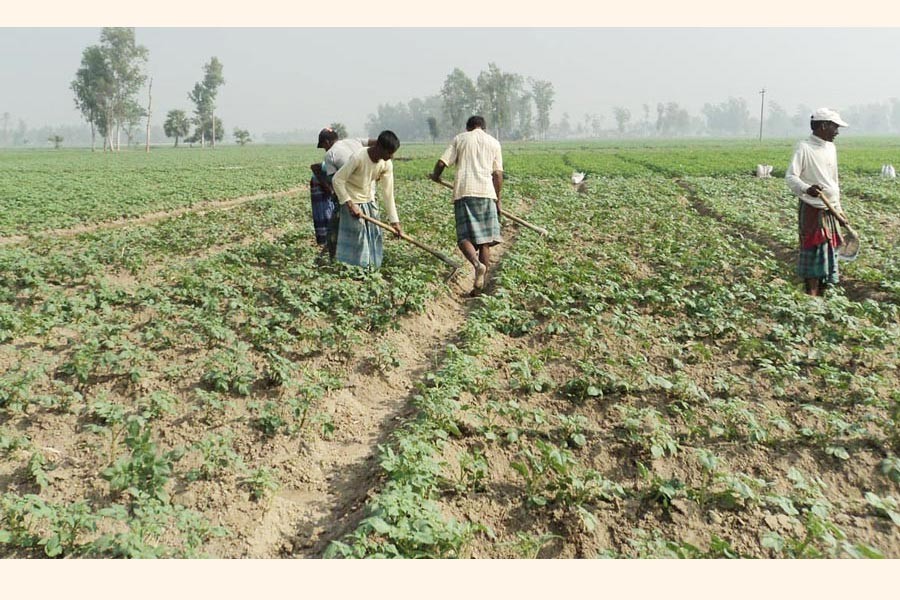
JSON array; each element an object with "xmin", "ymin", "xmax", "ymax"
[
  {"xmin": 797, "ymin": 200, "xmax": 840, "ymax": 284},
  {"xmin": 454, "ymin": 196, "xmax": 502, "ymax": 246},
  {"xmin": 335, "ymin": 202, "xmax": 384, "ymax": 269}
]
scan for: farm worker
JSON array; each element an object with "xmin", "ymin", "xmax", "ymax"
[
  {"xmin": 309, "ymin": 128, "xmax": 340, "ymax": 249},
  {"xmin": 332, "ymin": 130, "xmax": 403, "ymax": 269},
  {"xmin": 310, "ymin": 128, "xmax": 376, "ymax": 257},
  {"xmin": 428, "ymin": 115, "xmax": 503, "ymax": 292},
  {"xmin": 785, "ymin": 107, "xmax": 849, "ymax": 297}
]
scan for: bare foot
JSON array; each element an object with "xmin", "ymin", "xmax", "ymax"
[{"xmin": 474, "ymin": 262, "xmax": 487, "ymax": 290}]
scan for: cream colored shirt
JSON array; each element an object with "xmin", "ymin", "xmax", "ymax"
[
  {"xmin": 332, "ymin": 147, "xmax": 399, "ymax": 223},
  {"xmin": 440, "ymin": 128, "xmax": 503, "ymax": 201},
  {"xmin": 786, "ymin": 134, "xmax": 842, "ymax": 212}
]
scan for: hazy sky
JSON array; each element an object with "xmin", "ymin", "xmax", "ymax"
[{"xmin": 2, "ymin": 27, "xmax": 899, "ymax": 135}]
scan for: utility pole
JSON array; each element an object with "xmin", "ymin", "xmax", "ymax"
[{"xmin": 759, "ymin": 88, "xmax": 766, "ymax": 141}]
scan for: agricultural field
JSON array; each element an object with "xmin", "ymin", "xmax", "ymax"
[{"xmin": 1, "ymin": 139, "xmax": 899, "ymax": 558}]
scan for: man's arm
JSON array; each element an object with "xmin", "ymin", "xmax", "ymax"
[
  {"xmin": 333, "ymin": 154, "xmax": 362, "ymax": 218},
  {"xmin": 429, "ymin": 160, "xmax": 447, "ymax": 182},
  {"xmin": 379, "ymin": 163, "xmax": 402, "ymax": 237},
  {"xmin": 310, "ymin": 162, "xmax": 332, "ymax": 194},
  {"xmin": 492, "ymin": 170, "xmax": 503, "ymax": 214}
]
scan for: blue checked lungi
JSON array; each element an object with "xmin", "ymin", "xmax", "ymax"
[
  {"xmin": 454, "ymin": 197, "xmax": 502, "ymax": 246},
  {"xmin": 335, "ymin": 202, "xmax": 383, "ymax": 269},
  {"xmin": 310, "ymin": 177, "xmax": 337, "ymax": 245}
]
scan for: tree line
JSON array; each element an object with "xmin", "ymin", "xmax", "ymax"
[
  {"xmin": 364, "ymin": 64, "xmax": 555, "ymax": 143},
  {"xmin": 68, "ymin": 28, "xmax": 249, "ymax": 151}
]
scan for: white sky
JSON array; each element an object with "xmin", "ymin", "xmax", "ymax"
[{"xmin": 2, "ymin": 3, "xmax": 900, "ymax": 136}]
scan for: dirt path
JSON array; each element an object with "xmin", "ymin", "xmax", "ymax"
[
  {"xmin": 238, "ymin": 232, "xmax": 519, "ymax": 558},
  {"xmin": 0, "ymin": 186, "xmax": 306, "ymax": 246}
]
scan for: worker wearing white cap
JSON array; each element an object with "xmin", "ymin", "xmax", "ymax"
[{"xmin": 785, "ymin": 108, "xmax": 849, "ymax": 296}]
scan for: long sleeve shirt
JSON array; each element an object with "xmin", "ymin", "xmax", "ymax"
[
  {"xmin": 440, "ymin": 128, "xmax": 503, "ymax": 201},
  {"xmin": 323, "ymin": 138, "xmax": 367, "ymax": 176},
  {"xmin": 785, "ymin": 134, "xmax": 842, "ymax": 212},
  {"xmin": 332, "ymin": 147, "xmax": 399, "ymax": 223}
]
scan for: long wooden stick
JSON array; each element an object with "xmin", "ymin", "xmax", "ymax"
[
  {"xmin": 355, "ymin": 212, "xmax": 462, "ymax": 269},
  {"xmin": 431, "ymin": 178, "xmax": 548, "ymax": 236},
  {"xmin": 817, "ymin": 191, "xmax": 851, "ymax": 229}
]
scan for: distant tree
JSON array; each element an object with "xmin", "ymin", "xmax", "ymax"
[
  {"xmin": 233, "ymin": 128, "xmax": 252, "ymax": 146},
  {"xmin": 14, "ymin": 119, "xmax": 27, "ymax": 146},
  {"xmin": 330, "ymin": 122, "xmax": 348, "ymax": 138},
  {"xmin": 556, "ymin": 112, "xmax": 572, "ymax": 139},
  {"xmin": 476, "ymin": 63, "xmax": 523, "ymax": 141},
  {"xmin": 765, "ymin": 101, "xmax": 792, "ymax": 138},
  {"xmin": 530, "ymin": 78, "xmax": 554, "ymax": 141},
  {"xmin": 702, "ymin": 97, "xmax": 752, "ymax": 136},
  {"xmin": 441, "ymin": 68, "xmax": 478, "ymax": 132},
  {"xmin": 890, "ymin": 98, "xmax": 900, "ymax": 133},
  {"xmin": 187, "ymin": 117, "xmax": 224, "ymax": 146},
  {"xmin": 99, "ymin": 28, "xmax": 149, "ymax": 150},
  {"xmin": 71, "ymin": 45, "xmax": 113, "ymax": 151},
  {"xmin": 591, "ymin": 114, "xmax": 604, "ymax": 137},
  {"xmin": 842, "ymin": 103, "xmax": 891, "ymax": 133},
  {"xmin": 426, "ymin": 116, "xmax": 439, "ymax": 143},
  {"xmin": 164, "ymin": 109, "xmax": 191, "ymax": 147},
  {"xmin": 792, "ymin": 104, "xmax": 812, "ymax": 131},
  {"xmin": 188, "ymin": 57, "xmax": 225, "ymax": 147},
  {"xmin": 657, "ymin": 102, "xmax": 691, "ymax": 137},
  {"xmin": 613, "ymin": 106, "xmax": 631, "ymax": 135},
  {"xmin": 517, "ymin": 94, "xmax": 534, "ymax": 141},
  {"xmin": 122, "ymin": 100, "xmax": 146, "ymax": 147},
  {"xmin": 47, "ymin": 135, "xmax": 63, "ymax": 149},
  {"xmin": 1, "ymin": 112, "xmax": 9, "ymax": 146}
]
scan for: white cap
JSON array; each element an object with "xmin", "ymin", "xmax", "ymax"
[{"xmin": 811, "ymin": 107, "xmax": 849, "ymax": 127}]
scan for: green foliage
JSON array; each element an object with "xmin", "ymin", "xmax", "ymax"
[{"xmin": 101, "ymin": 419, "xmax": 183, "ymax": 503}]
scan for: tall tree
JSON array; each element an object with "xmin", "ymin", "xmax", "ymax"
[
  {"xmin": 517, "ymin": 94, "xmax": 534, "ymax": 141},
  {"xmin": 71, "ymin": 44, "xmax": 113, "ymax": 151},
  {"xmin": 426, "ymin": 116, "xmax": 439, "ymax": 143},
  {"xmin": 188, "ymin": 82, "xmax": 208, "ymax": 147},
  {"xmin": 476, "ymin": 63, "xmax": 523, "ymax": 141},
  {"xmin": 441, "ymin": 68, "xmax": 478, "ymax": 133},
  {"xmin": 99, "ymin": 28, "xmax": 148, "ymax": 151},
  {"xmin": 203, "ymin": 58, "xmax": 225, "ymax": 147},
  {"xmin": 613, "ymin": 106, "xmax": 631, "ymax": 135},
  {"xmin": 530, "ymin": 78, "xmax": 554, "ymax": 141},
  {"xmin": 163, "ymin": 109, "xmax": 191, "ymax": 147},
  {"xmin": 188, "ymin": 57, "xmax": 225, "ymax": 148}
]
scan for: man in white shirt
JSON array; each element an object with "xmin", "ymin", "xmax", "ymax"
[
  {"xmin": 429, "ymin": 115, "xmax": 503, "ymax": 292},
  {"xmin": 332, "ymin": 130, "xmax": 402, "ymax": 269},
  {"xmin": 785, "ymin": 107, "xmax": 849, "ymax": 297},
  {"xmin": 310, "ymin": 128, "xmax": 376, "ymax": 257}
]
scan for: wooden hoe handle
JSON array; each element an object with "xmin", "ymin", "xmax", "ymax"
[
  {"xmin": 430, "ymin": 178, "xmax": 548, "ymax": 236},
  {"xmin": 355, "ymin": 212, "xmax": 462, "ymax": 269}
]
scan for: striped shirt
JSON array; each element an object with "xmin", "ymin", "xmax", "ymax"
[{"xmin": 440, "ymin": 128, "xmax": 503, "ymax": 201}]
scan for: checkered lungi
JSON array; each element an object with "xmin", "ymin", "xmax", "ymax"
[
  {"xmin": 454, "ymin": 196, "xmax": 502, "ymax": 246},
  {"xmin": 310, "ymin": 177, "xmax": 336, "ymax": 245},
  {"xmin": 797, "ymin": 200, "xmax": 840, "ymax": 284},
  {"xmin": 335, "ymin": 202, "xmax": 383, "ymax": 269}
]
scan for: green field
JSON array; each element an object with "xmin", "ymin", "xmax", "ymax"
[{"xmin": 1, "ymin": 140, "xmax": 899, "ymax": 558}]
